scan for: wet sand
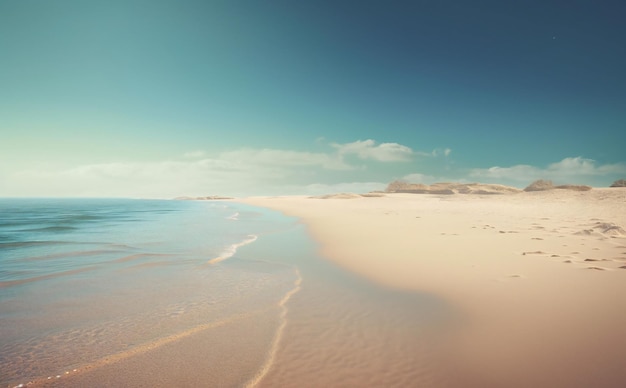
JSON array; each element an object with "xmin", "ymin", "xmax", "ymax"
[
  {"xmin": 245, "ymin": 227, "xmax": 453, "ymax": 387},
  {"xmin": 12, "ymin": 214, "xmax": 452, "ymax": 388},
  {"xmin": 242, "ymin": 188, "xmax": 626, "ymax": 387},
  {"xmin": 43, "ymin": 310, "xmax": 280, "ymax": 388}
]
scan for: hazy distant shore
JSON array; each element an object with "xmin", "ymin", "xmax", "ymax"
[{"xmin": 241, "ymin": 187, "xmax": 626, "ymax": 387}]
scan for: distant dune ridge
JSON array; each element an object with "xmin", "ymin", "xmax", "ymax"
[
  {"xmin": 385, "ymin": 179, "xmax": 597, "ymax": 195},
  {"xmin": 523, "ymin": 179, "xmax": 592, "ymax": 192},
  {"xmin": 310, "ymin": 193, "xmax": 385, "ymax": 199},
  {"xmin": 385, "ymin": 180, "xmax": 522, "ymax": 195}
]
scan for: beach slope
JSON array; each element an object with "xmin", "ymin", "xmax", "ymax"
[{"xmin": 241, "ymin": 188, "xmax": 626, "ymax": 387}]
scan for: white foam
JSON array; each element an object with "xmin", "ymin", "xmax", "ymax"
[
  {"xmin": 244, "ymin": 267, "xmax": 302, "ymax": 387},
  {"xmin": 227, "ymin": 212, "xmax": 240, "ymax": 220},
  {"xmin": 208, "ymin": 235, "xmax": 258, "ymax": 264}
]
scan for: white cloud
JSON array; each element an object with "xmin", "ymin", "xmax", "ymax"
[
  {"xmin": 430, "ymin": 148, "xmax": 452, "ymax": 157},
  {"xmin": 9, "ymin": 158, "xmax": 251, "ymax": 198},
  {"xmin": 470, "ymin": 157, "xmax": 626, "ymax": 184},
  {"xmin": 332, "ymin": 139, "xmax": 414, "ymax": 162},
  {"xmin": 470, "ymin": 164, "xmax": 537, "ymax": 182},
  {"xmin": 219, "ymin": 148, "xmax": 352, "ymax": 170},
  {"xmin": 547, "ymin": 157, "xmax": 626, "ymax": 176},
  {"xmin": 4, "ymin": 139, "xmax": 419, "ymax": 198}
]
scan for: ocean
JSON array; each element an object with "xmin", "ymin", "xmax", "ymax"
[
  {"xmin": 0, "ymin": 198, "xmax": 302, "ymax": 387},
  {"xmin": 0, "ymin": 198, "xmax": 449, "ymax": 388}
]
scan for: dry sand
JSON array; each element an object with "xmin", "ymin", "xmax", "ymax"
[{"xmin": 242, "ymin": 188, "xmax": 626, "ymax": 388}]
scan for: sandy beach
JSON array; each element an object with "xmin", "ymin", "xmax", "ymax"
[{"xmin": 242, "ymin": 187, "xmax": 626, "ymax": 387}]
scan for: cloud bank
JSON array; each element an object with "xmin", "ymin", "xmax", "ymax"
[
  {"xmin": 470, "ymin": 157, "xmax": 626, "ymax": 184},
  {"xmin": 3, "ymin": 139, "xmax": 419, "ymax": 198},
  {"xmin": 219, "ymin": 148, "xmax": 351, "ymax": 170},
  {"xmin": 332, "ymin": 139, "xmax": 414, "ymax": 162},
  {"xmin": 8, "ymin": 140, "xmax": 617, "ymax": 198}
]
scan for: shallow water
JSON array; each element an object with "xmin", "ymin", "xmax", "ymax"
[
  {"xmin": 241, "ymin": 225, "xmax": 454, "ymax": 387},
  {"xmin": 0, "ymin": 198, "xmax": 451, "ymax": 387}
]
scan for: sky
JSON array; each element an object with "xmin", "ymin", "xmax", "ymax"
[{"xmin": 1, "ymin": 0, "xmax": 625, "ymax": 197}]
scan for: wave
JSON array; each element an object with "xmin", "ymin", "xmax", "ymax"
[
  {"xmin": 17, "ymin": 251, "xmax": 177, "ymax": 272},
  {"xmin": 23, "ymin": 226, "xmax": 78, "ymax": 233},
  {"xmin": 0, "ymin": 266, "xmax": 99, "ymax": 289},
  {"xmin": 0, "ymin": 240, "xmax": 77, "ymax": 249},
  {"xmin": 245, "ymin": 267, "xmax": 302, "ymax": 388},
  {"xmin": 227, "ymin": 212, "xmax": 240, "ymax": 220},
  {"xmin": 111, "ymin": 253, "xmax": 176, "ymax": 264},
  {"xmin": 21, "ymin": 249, "xmax": 118, "ymax": 262},
  {"xmin": 207, "ymin": 235, "xmax": 258, "ymax": 265},
  {"xmin": 0, "ymin": 221, "xmax": 32, "ymax": 228}
]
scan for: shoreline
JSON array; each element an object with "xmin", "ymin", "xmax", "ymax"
[
  {"xmin": 240, "ymin": 188, "xmax": 626, "ymax": 387},
  {"xmin": 3, "ymin": 200, "xmax": 450, "ymax": 388},
  {"xmin": 0, "ymin": 201, "xmax": 299, "ymax": 388}
]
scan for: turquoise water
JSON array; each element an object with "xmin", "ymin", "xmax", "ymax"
[
  {"xmin": 0, "ymin": 198, "xmax": 300, "ymax": 386},
  {"xmin": 1, "ymin": 198, "xmax": 450, "ymax": 387}
]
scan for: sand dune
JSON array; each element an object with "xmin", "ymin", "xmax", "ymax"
[
  {"xmin": 524, "ymin": 179, "xmax": 592, "ymax": 191},
  {"xmin": 242, "ymin": 187, "xmax": 626, "ymax": 388},
  {"xmin": 386, "ymin": 181, "xmax": 523, "ymax": 195},
  {"xmin": 309, "ymin": 192, "xmax": 386, "ymax": 199}
]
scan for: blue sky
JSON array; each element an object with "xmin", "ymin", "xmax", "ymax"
[{"xmin": 1, "ymin": 0, "xmax": 625, "ymax": 197}]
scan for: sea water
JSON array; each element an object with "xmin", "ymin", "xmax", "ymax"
[
  {"xmin": 1, "ymin": 198, "xmax": 451, "ymax": 388},
  {"xmin": 0, "ymin": 198, "xmax": 300, "ymax": 387}
]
